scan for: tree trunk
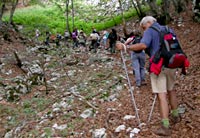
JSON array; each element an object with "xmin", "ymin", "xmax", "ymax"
[
  {"xmin": 66, "ymin": 0, "xmax": 71, "ymax": 34},
  {"xmin": 146, "ymin": 0, "xmax": 171, "ymax": 25},
  {"xmin": 71, "ymin": 0, "xmax": 74, "ymax": 30},
  {"xmin": 172, "ymin": 0, "xmax": 186, "ymax": 13},
  {"xmin": 147, "ymin": 0, "xmax": 159, "ymax": 16},
  {"xmin": 22, "ymin": 0, "xmax": 29, "ymax": 6},
  {"xmin": 131, "ymin": 0, "xmax": 141, "ymax": 18},
  {"xmin": 0, "ymin": 0, "xmax": 6, "ymax": 23},
  {"xmin": 135, "ymin": 0, "xmax": 145, "ymax": 18},
  {"xmin": 9, "ymin": 0, "xmax": 19, "ymax": 24},
  {"xmin": 161, "ymin": 0, "xmax": 171, "ymax": 24},
  {"xmin": 193, "ymin": 0, "xmax": 200, "ymax": 22},
  {"xmin": 118, "ymin": 0, "xmax": 127, "ymax": 37}
]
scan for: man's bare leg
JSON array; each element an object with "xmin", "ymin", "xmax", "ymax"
[
  {"xmin": 158, "ymin": 92, "xmax": 169, "ymax": 119},
  {"xmin": 168, "ymin": 90, "xmax": 178, "ymax": 110}
]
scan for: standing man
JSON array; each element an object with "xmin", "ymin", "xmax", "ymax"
[
  {"xmin": 45, "ymin": 31, "xmax": 50, "ymax": 46},
  {"xmin": 102, "ymin": 31, "xmax": 109, "ymax": 50},
  {"xmin": 124, "ymin": 31, "xmax": 146, "ymax": 88},
  {"xmin": 89, "ymin": 30, "xmax": 99, "ymax": 53},
  {"xmin": 107, "ymin": 29, "xmax": 118, "ymax": 54},
  {"xmin": 35, "ymin": 29, "xmax": 40, "ymax": 43},
  {"xmin": 72, "ymin": 29, "xmax": 78, "ymax": 49},
  {"xmin": 116, "ymin": 16, "xmax": 181, "ymax": 136},
  {"xmin": 64, "ymin": 30, "xmax": 70, "ymax": 46}
]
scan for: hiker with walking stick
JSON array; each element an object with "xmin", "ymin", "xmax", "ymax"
[
  {"xmin": 116, "ymin": 16, "xmax": 181, "ymax": 136},
  {"xmin": 124, "ymin": 30, "xmax": 146, "ymax": 88}
]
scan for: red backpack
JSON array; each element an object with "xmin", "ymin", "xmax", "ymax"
[{"xmin": 150, "ymin": 26, "xmax": 190, "ymax": 75}]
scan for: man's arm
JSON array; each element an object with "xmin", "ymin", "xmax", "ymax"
[
  {"xmin": 128, "ymin": 43, "xmax": 147, "ymax": 51},
  {"xmin": 124, "ymin": 38, "xmax": 133, "ymax": 45},
  {"xmin": 116, "ymin": 42, "xmax": 147, "ymax": 52}
]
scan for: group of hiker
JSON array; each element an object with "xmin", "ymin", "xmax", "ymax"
[
  {"xmin": 34, "ymin": 15, "xmax": 190, "ymax": 136},
  {"xmin": 70, "ymin": 27, "xmax": 120, "ymax": 53},
  {"xmin": 34, "ymin": 27, "xmax": 120, "ymax": 53}
]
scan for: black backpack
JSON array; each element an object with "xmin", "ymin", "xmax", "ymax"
[
  {"xmin": 131, "ymin": 36, "xmax": 142, "ymax": 53},
  {"xmin": 150, "ymin": 26, "xmax": 190, "ymax": 74}
]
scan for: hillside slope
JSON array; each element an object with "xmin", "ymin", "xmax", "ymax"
[{"xmin": 0, "ymin": 9, "xmax": 200, "ymax": 138}]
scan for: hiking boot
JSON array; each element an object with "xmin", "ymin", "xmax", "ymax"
[
  {"xmin": 171, "ymin": 115, "xmax": 181, "ymax": 125},
  {"xmin": 153, "ymin": 125, "xmax": 171, "ymax": 136}
]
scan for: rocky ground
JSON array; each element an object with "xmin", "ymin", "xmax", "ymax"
[{"xmin": 0, "ymin": 10, "xmax": 200, "ymax": 138}]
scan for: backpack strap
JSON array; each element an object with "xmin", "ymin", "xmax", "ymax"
[
  {"xmin": 149, "ymin": 26, "xmax": 163, "ymax": 49},
  {"xmin": 150, "ymin": 26, "xmax": 161, "ymax": 33},
  {"xmin": 150, "ymin": 25, "xmax": 169, "ymax": 33},
  {"xmin": 165, "ymin": 26, "xmax": 170, "ymax": 33}
]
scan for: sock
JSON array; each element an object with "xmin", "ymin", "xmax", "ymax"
[
  {"xmin": 171, "ymin": 109, "xmax": 179, "ymax": 117},
  {"xmin": 161, "ymin": 119, "xmax": 169, "ymax": 128}
]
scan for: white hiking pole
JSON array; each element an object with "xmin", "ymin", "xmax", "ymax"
[
  {"xmin": 147, "ymin": 94, "xmax": 157, "ymax": 123},
  {"xmin": 120, "ymin": 50, "xmax": 141, "ymax": 125}
]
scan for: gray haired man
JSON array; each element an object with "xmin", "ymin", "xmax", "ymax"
[{"xmin": 116, "ymin": 16, "xmax": 181, "ymax": 136}]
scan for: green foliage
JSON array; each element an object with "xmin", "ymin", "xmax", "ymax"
[
  {"xmin": 43, "ymin": 127, "xmax": 53, "ymax": 137},
  {"xmin": 29, "ymin": 0, "xmax": 45, "ymax": 6},
  {"xmin": 23, "ymin": 97, "xmax": 51, "ymax": 111},
  {"xmin": 3, "ymin": 2, "xmax": 143, "ymax": 37},
  {"xmin": 23, "ymin": 107, "xmax": 36, "ymax": 116},
  {"xmin": 0, "ymin": 105, "xmax": 20, "ymax": 129},
  {"xmin": 0, "ymin": 105, "xmax": 18, "ymax": 117},
  {"xmin": 100, "ymin": 91, "xmax": 110, "ymax": 100}
]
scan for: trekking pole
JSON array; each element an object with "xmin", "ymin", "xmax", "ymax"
[
  {"xmin": 120, "ymin": 50, "xmax": 141, "ymax": 125},
  {"xmin": 147, "ymin": 94, "xmax": 157, "ymax": 123}
]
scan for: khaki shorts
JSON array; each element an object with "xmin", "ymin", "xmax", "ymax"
[{"xmin": 150, "ymin": 68, "xmax": 176, "ymax": 93}]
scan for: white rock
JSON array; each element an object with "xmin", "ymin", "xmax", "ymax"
[
  {"xmin": 129, "ymin": 128, "xmax": 140, "ymax": 138},
  {"xmin": 106, "ymin": 108, "xmax": 116, "ymax": 112},
  {"xmin": 67, "ymin": 70, "xmax": 76, "ymax": 77},
  {"xmin": 39, "ymin": 119, "xmax": 49, "ymax": 124},
  {"xmin": 51, "ymin": 72, "xmax": 61, "ymax": 77},
  {"xmin": 131, "ymin": 128, "xmax": 140, "ymax": 134},
  {"xmin": 52, "ymin": 103, "xmax": 59, "ymax": 108},
  {"xmin": 45, "ymin": 56, "xmax": 51, "ymax": 62},
  {"xmin": 178, "ymin": 105, "xmax": 186, "ymax": 114},
  {"xmin": 49, "ymin": 77, "xmax": 58, "ymax": 82},
  {"xmin": 126, "ymin": 127, "xmax": 132, "ymax": 132},
  {"xmin": 5, "ymin": 70, "xmax": 12, "ymax": 75},
  {"xmin": 29, "ymin": 64, "xmax": 43, "ymax": 74},
  {"xmin": 53, "ymin": 107, "xmax": 61, "ymax": 113},
  {"xmin": 116, "ymin": 85, "xmax": 123, "ymax": 91},
  {"xmin": 123, "ymin": 115, "xmax": 136, "ymax": 120},
  {"xmin": 77, "ymin": 63, "xmax": 85, "ymax": 66},
  {"xmin": 69, "ymin": 86, "xmax": 78, "ymax": 93},
  {"xmin": 52, "ymin": 123, "xmax": 67, "ymax": 130},
  {"xmin": 108, "ymin": 94, "xmax": 117, "ymax": 101},
  {"xmin": 19, "ymin": 84, "xmax": 28, "ymax": 94},
  {"xmin": 80, "ymin": 108, "xmax": 93, "ymax": 119},
  {"xmin": 130, "ymin": 132, "xmax": 135, "ymax": 138},
  {"xmin": 138, "ymin": 123, "xmax": 146, "ymax": 128},
  {"xmin": 60, "ymin": 101, "xmax": 69, "ymax": 108},
  {"xmin": 4, "ymin": 130, "xmax": 13, "ymax": 138},
  {"xmin": 0, "ymin": 96, "xmax": 3, "ymax": 101},
  {"xmin": 92, "ymin": 128, "xmax": 107, "ymax": 138},
  {"xmin": 115, "ymin": 125, "xmax": 126, "ymax": 132}
]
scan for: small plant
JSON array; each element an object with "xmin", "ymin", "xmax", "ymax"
[
  {"xmin": 59, "ymin": 129, "xmax": 69, "ymax": 137},
  {"xmin": 100, "ymin": 91, "xmax": 110, "ymax": 100},
  {"xmin": 43, "ymin": 127, "xmax": 53, "ymax": 137}
]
